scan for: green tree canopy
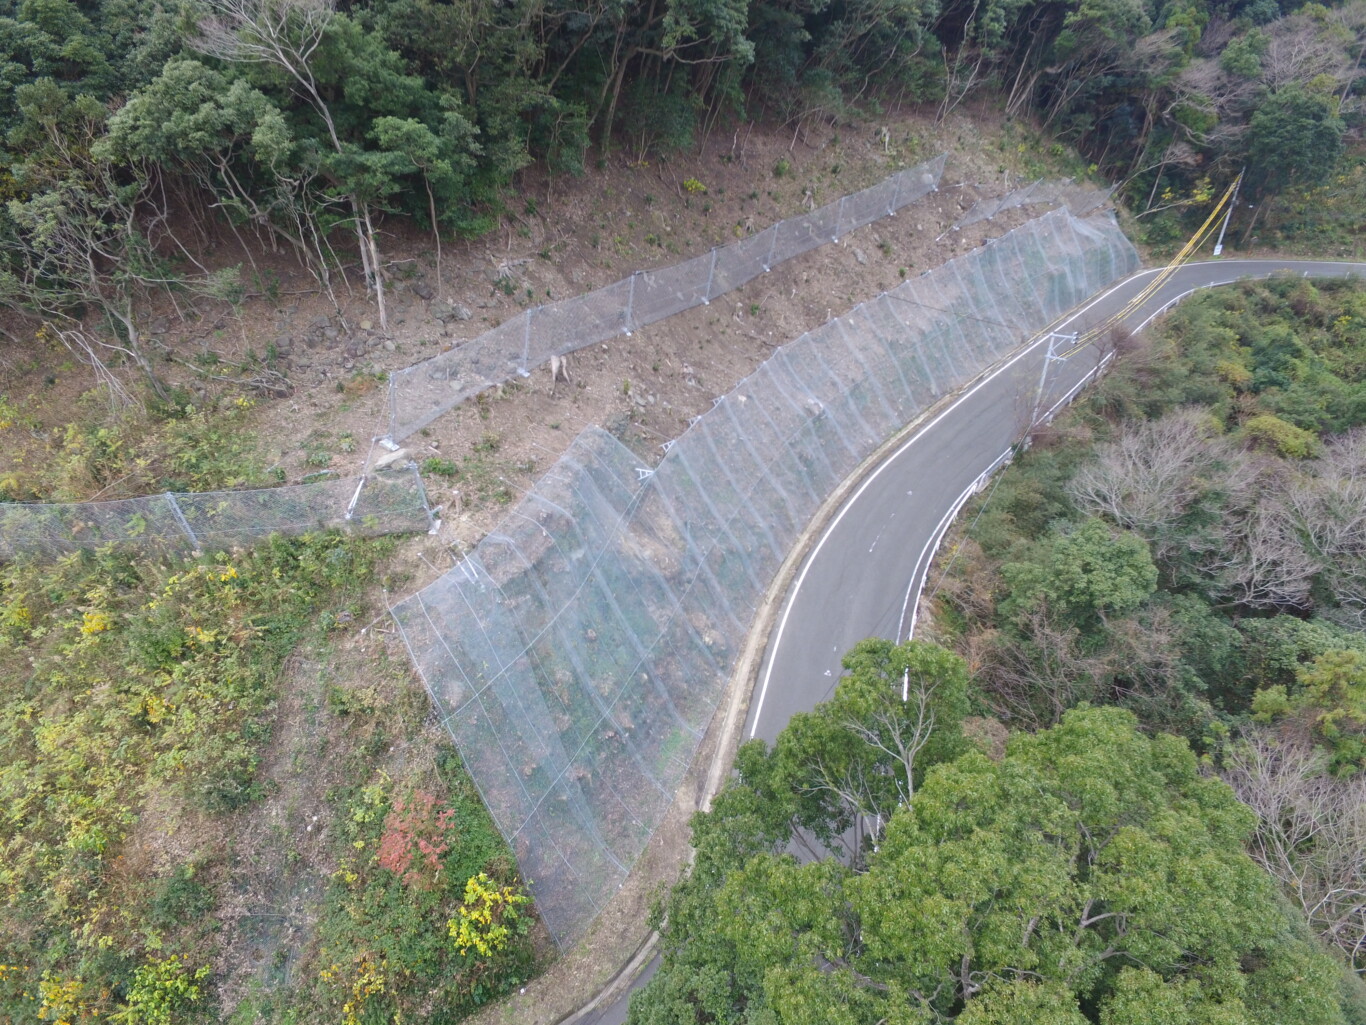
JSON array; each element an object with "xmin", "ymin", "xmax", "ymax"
[
  {"xmin": 632, "ymin": 704, "xmax": 1354, "ymax": 1025},
  {"xmin": 1001, "ymin": 516, "xmax": 1158, "ymax": 631},
  {"xmin": 1244, "ymin": 86, "xmax": 1346, "ymax": 197}
]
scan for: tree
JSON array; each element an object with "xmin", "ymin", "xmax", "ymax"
[
  {"xmin": 771, "ymin": 638, "xmax": 969, "ymax": 863},
  {"xmin": 1253, "ymin": 649, "xmax": 1366, "ymax": 775},
  {"xmin": 1244, "ymin": 85, "xmax": 1345, "ymax": 197},
  {"xmin": 1066, "ymin": 409, "xmax": 1256, "ymax": 581},
  {"xmin": 371, "ymin": 113, "xmax": 480, "ymax": 296},
  {"xmin": 631, "ymin": 705, "xmax": 1356, "ymax": 1024},
  {"xmin": 0, "ymin": 79, "xmax": 181, "ymax": 403},
  {"xmin": 1000, "ymin": 517, "xmax": 1158, "ymax": 632},
  {"xmin": 99, "ymin": 60, "xmax": 306, "ymax": 285},
  {"xmin": 190, "ymin": 0, "xmax": 395, "ymax": 328},
  {"xmin": 1221, "ymin": 732, "xmax": 1366, "ymax": 974},
  {"xmin": 1282, "ymin": 429, "xmax": 1366, "ymax": 627},
  {"xmin": 974, "ymin": 607, "xmax": 1110, "ymax": 727}
]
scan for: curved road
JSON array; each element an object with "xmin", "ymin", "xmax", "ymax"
[
  {"xmin": 576, "ymin": 257, "xmax": 1366, "ymax": 1025},
  {"xmin": 745, "ymin": 258, "xmax": 1366, "ymax": 743}
]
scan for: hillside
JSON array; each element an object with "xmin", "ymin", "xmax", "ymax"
[
  {"xmin": 2, "ymin": 0, "xmax": 1365, "ymax": 1020},
  {"xmin": 0, "ymin": 106, "xmax": 1086, "ymax": 1024}
]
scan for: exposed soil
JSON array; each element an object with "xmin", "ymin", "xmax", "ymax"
[
  {"xmin": 2, "ymin": 105, "xmax": 1060, "ymax": 519},
  {"xmin": 255, "ymin": 108, "xmax": 1055, "ymax": 587}
]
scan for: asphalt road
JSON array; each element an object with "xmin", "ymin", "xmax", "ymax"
[
  {"xmin": 743, "ymin": 258, "xmax": 1366, "ymax": 743},
  {"xmin": 575, "ymin": 257, "xmax": 1366, "ymax": 1025}
]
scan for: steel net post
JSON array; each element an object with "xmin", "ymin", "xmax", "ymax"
[
  {"xmin": 519, "ymin": 308, "xmax": 534, "ymax": 377},
  {"xmin": 834, "ymin": 196, "xmax": 846, "ymax": 240},
  {"xmin": 624, "ymin": 273, "xmax": 636, "ymax": 335},
  {"xmin": 386, "ymin": 373, "xmax": 398, "ymax": 443},
  {"xmin": 703, "ymin": 248, "xmax": 717, "ymax": 304},
  {"xmin": 164, "ymin": 493, "xmax": 198, "ymax": 548},
  {"xmin": 344, "ymin": 476, "xmax": 366, "ymax": 521},
  {"xmin": 409, "ymin": 463, "xmax": 437, "ymax": 532}
]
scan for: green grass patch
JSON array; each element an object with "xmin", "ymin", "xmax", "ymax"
[{"xmin": 0, "ymin": 533, "xmax": 388, "ymax": 1020}]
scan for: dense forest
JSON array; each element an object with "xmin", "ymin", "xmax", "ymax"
[
  {"xmin": 0, "ymin": 0, "xmax": 1362, "ymax": 387},
  {"xmin": 629, "ymin": 277, "xmax": 1366, "ymax": 1024}
]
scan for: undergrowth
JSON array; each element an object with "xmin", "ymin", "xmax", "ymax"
[
  {"xmin": 297, "ymin": 751, "xmax": 535, "ymax": 1024},
  {"xmin": 0, "ymin": 534, "xmax": 388, "ymax": 1019},
  {"xmin": 0, "ymin": 394, "xmax": 268, "ymax": 503},
  {"xmin": 0, "ymin": 525, "xmax": 537, "ymax": 1024}
]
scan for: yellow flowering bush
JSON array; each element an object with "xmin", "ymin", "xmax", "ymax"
[{"xmin": 448, "ymin": 873, "xmax": 531, "ymax": 957}]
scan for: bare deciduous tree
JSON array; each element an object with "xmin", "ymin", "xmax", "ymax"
[
  {"xmin": 1281, "ymin": 430, "xmax": 1366, "ymax": 625},
  {"xmin": 1067, "ymin": 409, "xmax": 1256, "ymax": 570},
  {"xmin": 1261, "ymin": 11, "xmax": 1356, "ymax": 92},
  {"xmin": 1222, "ymin": 731, "xmax": 1366, "ymax": 974},
  {"xmin": 1, "ymin": 156, "xmax": 173, "ymax": 406},
  {"xmin": 1213, "ymin": 497, "xmax": 1318, "ymax": 609},
  {"xmin": 976, "ymin": 607, "xmax": 1110, "ymax": 727}
]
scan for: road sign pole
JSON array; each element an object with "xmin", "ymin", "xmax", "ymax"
[
  {"xmin": 1031, "ymin": 332, "xmax": 1076, "ymax": 427},
  {"xmin": 1212, "ymin": 170, "xmax": 1243, "ymax": 257}
]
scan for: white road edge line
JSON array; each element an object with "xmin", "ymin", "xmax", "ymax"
[
  {"xmin": 900, "ymin": 352, "xmax": 1112, "ymax": 642},
  {"xmin": 898, "ymin": 457, "xmax": 1004, "ymax": 640},
  {"xmin": 747, "ymin": 303, "xmax": 1094, "ymax": 737},
  {"xmin": 894, "ymin": 266, "xmax": 1363, "ymax": 646}
]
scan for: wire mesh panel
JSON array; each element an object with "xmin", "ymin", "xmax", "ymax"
[
  {"xmin": 633, "ymin": 254, "xmax": 713, "ymax": 324},
  {"xmin": 710, "ymin": 225, "xmax": 775, "ymax": 295},
  {"xmin": 388, "ymin": 155, "xmax": 949, "ymax": 442},
  {"xmin": 393, "ymin": 208, "xmax": 1140, "ymax": 946},
  {"xmin": 0, "ymin": 468, "xmax": 432, "ymax": 560}
]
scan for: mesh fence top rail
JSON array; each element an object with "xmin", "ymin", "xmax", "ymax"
[
  {"xmin": 391, "ymin": 207, "xmax": 1141, "ymax": 947},
  {"xmin": 0, "ymin": 468, "xmax": 433, "ymax": 559},
  {"xmin": 387, "ymin": 154, "xmax": 949, "ymax": 442}
]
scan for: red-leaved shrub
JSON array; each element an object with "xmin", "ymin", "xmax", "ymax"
[{"xmin": 377, "ymin": 790, "xmax": 457, "ymax": 888}]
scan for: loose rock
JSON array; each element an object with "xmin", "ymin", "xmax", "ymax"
[
  {"xmin": 374, "ymin": 447, "xmax": 410, "ymax": 470},
  {"xmin": 430, "ymin": 301, "xmax": 473, "ymax": 324}
]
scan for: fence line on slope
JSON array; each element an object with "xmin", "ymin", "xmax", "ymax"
[
  {"xmin": 386, "ymin": 155, "xmax": 949, "ymax": 442},
  {"xmin": 391, "ymin": 207, "xmax": 1142, "ymax": 946},
  {"xmin": 0, "ymin": 468, "xmax": 434, "ymax": 559}
]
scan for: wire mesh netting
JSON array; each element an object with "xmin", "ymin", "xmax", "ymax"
[
  {"xmin": 391, "ymin": 208, "xmax": 1141, "ymax": 947},
  {"xmin": 387, "ymin": 155, "xmax": 949, "ymax": 442},
  {"xmin": 954, "ymin": 178, "xmax": 1116, "ymax": 229},
  {"xmin": 0, "ymin": 468, "xmax": 433, "ymax": 559}
]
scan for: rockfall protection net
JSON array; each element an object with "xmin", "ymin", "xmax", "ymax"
[
  {"xmin": 391, "ymin": 208, "xmax": 1141, "ymax": 946},
  {"xmin": 386, "ymin": 155, "xmax": 949, "ymax": 442},
  {"xmin": 0, "ymin": 467, "xmax": 433, "ymax": 560},
  {"xmin": 954, "ymin": 178, "xmax": 1116, "ymax": 229}
]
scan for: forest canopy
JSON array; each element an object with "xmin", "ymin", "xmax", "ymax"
[{"xmin": 629, "ymin": 648, "xmax": 1363, "ymax": 1024}]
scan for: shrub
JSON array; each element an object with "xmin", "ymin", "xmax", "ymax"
[
  {"xmin": 1243, "ymin": 413, "xmax": 1319, "ymax": 458},
  {"xmin": 377, "ymin": 791, "xmax": 458, "ymax": 889}
]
